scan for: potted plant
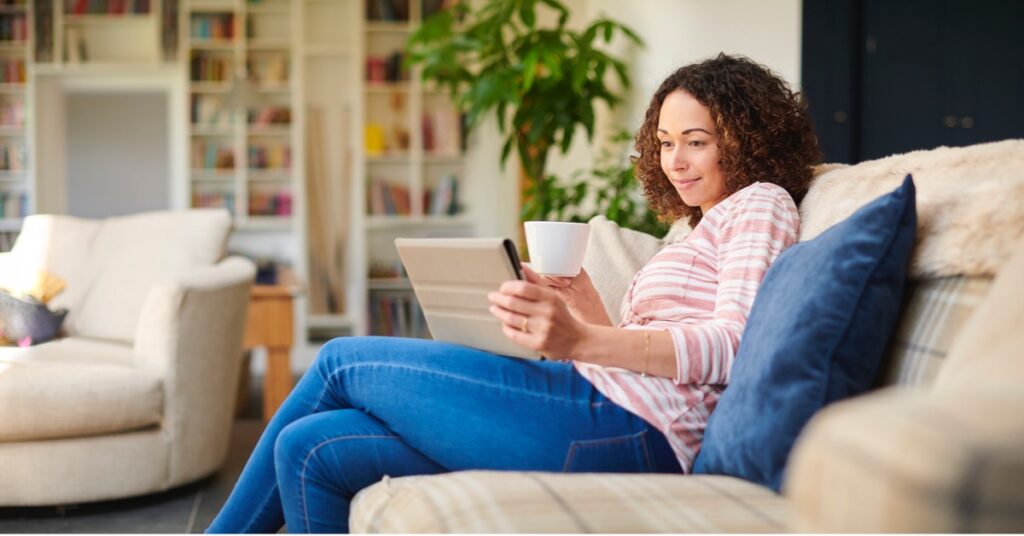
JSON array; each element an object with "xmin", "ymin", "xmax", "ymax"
[
  {"xmin": 406, "ymin": 0, "xmax": 642, "ymax": 223},
  {"xmin": 529, "ymin": 130, "xmax": 670, "ymax": 238}
]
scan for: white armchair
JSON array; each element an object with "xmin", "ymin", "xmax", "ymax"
[{"xmin": 0, "ymin": 209, "xmax": 255, "ymax": 506}]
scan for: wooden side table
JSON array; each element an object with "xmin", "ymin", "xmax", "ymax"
[{"xmin": 243, "ymin": 284, "xmax": 299, "ymax": 421}]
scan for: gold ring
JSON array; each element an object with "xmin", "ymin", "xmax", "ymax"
[{"xmin": 521, "ymin": 316, "xmax": 530, "ymax": 333}]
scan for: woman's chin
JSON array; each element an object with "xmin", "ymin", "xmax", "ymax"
[{"xmin": 675, "ymin": 191, "xmax": 705, "ymax": 208}]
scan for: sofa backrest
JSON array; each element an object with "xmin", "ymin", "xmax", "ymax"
[
  {"xmin": 802, "ymin": 140, "xmax": 1024, "ymax": 388},
  {"xmin": 585, "ymin": 139, "xmax": 1024, "ymax": 388},
  {"xmin": 12, "ymin": 209, "xmax": 232, "ymax": 342}
]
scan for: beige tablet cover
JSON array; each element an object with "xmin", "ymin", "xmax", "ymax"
[{"xmin": 395, "ymin": 238, "xmax": 543, "ymax": 360}]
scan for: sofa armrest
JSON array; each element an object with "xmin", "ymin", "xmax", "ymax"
[
  {"xmin": 133, "ymin": 256, "xmax": 256, "ymax": 485},
  {"xmin": 784, "ymin": 385, "xmax": 1024, "ymax": 532}
]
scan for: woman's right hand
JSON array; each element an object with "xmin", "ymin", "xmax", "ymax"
[{"xmin": 522, "ymin": 264, "xmax": 613, "ymax": 326}]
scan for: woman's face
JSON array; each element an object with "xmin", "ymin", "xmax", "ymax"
[{"xmin": 657, "ymin": 89, "xmax": 729, "ymax": 214}]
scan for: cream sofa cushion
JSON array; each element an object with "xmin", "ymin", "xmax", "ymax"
[
  {"xmin": 9, "ymin": 214, "xmax": 102, "ymax": 321},
  {"xmin": 352, "ymin": 471, "xmax": 786, "ymax": 533},
  {"xmin": 0, "ymin": 337, "xmax": 162, "ymax": 441},
  {"xmin": 582, "ymin": 216, "xmax": 665, "ymax": 325},
  {"xmin": 71, "ymin": 209, "xmax": 231, "ymax": 342}
]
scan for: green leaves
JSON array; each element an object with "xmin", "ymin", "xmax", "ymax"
[
  {"xmin": 521, "ymin": 130, "xmax": 670, "ymax": 237},
  {"xmin": 406, "ymin": 0, "xmax": 645, "ymax": 223}
]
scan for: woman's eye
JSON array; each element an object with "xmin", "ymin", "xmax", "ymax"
[
  {"xmin": 688, "ymin": 140, "xmax": 705, "ymax": 147},
  {"xmin": 660, "ymin": 141, "xmax": 672, "ymax": 148}
]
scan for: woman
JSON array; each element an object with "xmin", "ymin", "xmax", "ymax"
[{"xmin": 209, "ymin": 53, "xmax": 821, "ymax": 533}]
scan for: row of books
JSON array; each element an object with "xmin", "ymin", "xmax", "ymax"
[
  {"xmin": 191, "ymin": 140, "xmax": 235, "ymax": 169},
  {"xmin": 426, "ymin": 175, "xmax": 459, "ymax": 216},
  {"xmin": 0, "ymin": 100, "xmax": 24, "ymax": 129},
  {"xmin": 191, "ymin": 95, "xmax": 231, "ymax": 126},
  {"xmin": 190, "ymin": 54, "xmax": 232, "ymax": 83},
  {"xmin": 366, "ymin": 53, "xmax": 407, "ymax": 83},
  {"xmin": 369, "ymin": 293, "xmax": 429, "ymax": 339},
  {"xmin": 247, "ymin": 55, "xmax": 289, "ymax": 85},
  {"xmin": 0, "ymin": 14, "xmax": 27, "ymax": 43},
  {"xmin": 0, "ymin": 59, "xmax": 25, "ymax": 84},
  {"xmin": 0, "ymin": 1, "xmax": 27, "ymax": 7},
  {"xmin": 363, "ymin": 118, "xmax": 461, "ymax": 157},
  {"xmin": 248, "ymin": 105, "xmax": 291, "ymax": 126},
  {"xmin": 0, "ymin": 141, "xmax": 26, "ymax": 170},
  {"xmin": 66, "ymin": 0, "xmax": 152, "ymax": 15},
  {"xmin": 0, "ymin": 191, "xmax": 27, "ymax": 219},
  {"xmin": 190, "ymin": 13, "xmax": 234, "ymax": 41},
  {"xmin": 365, "ymin": 0, "xmax": 409, "ymax": 22},
  {"xmin": 248, "ymin": 143, "xmax": 291, "ymax": 169},
  {"xmin": 248, "ymin": 190, "xmax": 292, "ymax": 216},
  {"xmin": 366, "ymin": 177, "xmax": 461, "ymax": 216},
  {"xmin": 192, "ymin": 191, "xmax": 236, "ymax": 213},
  {"xmin": 367, "ymin": 179, "xmax": 411, "ymax": 215},
  {"xmin": 421, "ymin": 109, "xmax": 463, "ymax": 156}
]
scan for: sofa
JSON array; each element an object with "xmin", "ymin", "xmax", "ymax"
[
  {"xmin": 0, "ymin": 209, "xmax": 256, "ymax": 506},
  {"xmin": 348, "ymin": 139, "xmax": 1024, "ymax": 532}
]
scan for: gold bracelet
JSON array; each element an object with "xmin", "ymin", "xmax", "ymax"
[{"xmin": 641, "ymin": 330, "xmax": 650, "ymax": 377}]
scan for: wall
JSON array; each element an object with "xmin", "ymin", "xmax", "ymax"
[{"xmin": 65, "ymin": 92, "xmax": 170, "ymax": 218}]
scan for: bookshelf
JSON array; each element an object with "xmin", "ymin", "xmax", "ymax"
[
  {"xmin": 6, "ymin": 0, "xmax": 505, "ymax": 354},
  {"xmin": 56, "ymin": 0, "xmax": 171, "ymax": 65},
  {"xmin": 359, "ymin": 0, "xmax": 470, "ymax": 338},
  {"xmin": 185, "ymin": 0, "xmax": 298, "ymax": 233},
  {"xmin": 0, "ymin": 0, "xmax": 31, "ymax": 244}
]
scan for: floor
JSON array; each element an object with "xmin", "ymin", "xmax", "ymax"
[{"xmin": 0, "ymin": 377, "xmax": 270, "ymax": 533}]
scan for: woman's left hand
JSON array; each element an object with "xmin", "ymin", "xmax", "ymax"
[{"xmin": 487, "ymin": 268, "xmax": 590, "ymax": 360}]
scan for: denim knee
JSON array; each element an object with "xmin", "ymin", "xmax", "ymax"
[
  {"xmin": 273, "ymin": 418, "xmax": 312, "ymax": 480},
  {"xmin": 313, "ymin": 336, "xmax": 380, "ymax": 374}
]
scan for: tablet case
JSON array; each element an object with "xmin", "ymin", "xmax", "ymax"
[{"xmin": 395, "ymin": 237, "xmax": 543, "ymax": 360}]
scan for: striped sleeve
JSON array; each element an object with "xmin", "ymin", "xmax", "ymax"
[{"xmin": 664, "ymin": 184, "xmax": 799, "ymax": 386}]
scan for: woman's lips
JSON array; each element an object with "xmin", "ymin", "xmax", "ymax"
[{"xmin": 673, "ymin": 177, "xmax": 702, "ymax": 190}]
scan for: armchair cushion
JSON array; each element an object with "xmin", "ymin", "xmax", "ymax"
[
  {"xmin": 0, "ymin": 337, "xmax": 162, "ymax": 441},
  {"xmin": 694, "ymin": 176, "xmax": 917, "ymax": 491}
]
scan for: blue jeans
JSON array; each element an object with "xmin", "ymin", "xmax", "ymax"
[{"xmin": 208, "ymin": 336, "xmax": 681, "ymax": 533}]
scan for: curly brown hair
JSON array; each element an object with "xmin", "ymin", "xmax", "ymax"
[{"xmin": 634, "ymin": 54, "xmax": 821, "ymax": 227}]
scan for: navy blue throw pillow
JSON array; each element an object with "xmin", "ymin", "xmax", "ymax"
[{"xmin": 692, "ymin": 175, "xmax": 917, "ymax": 491}]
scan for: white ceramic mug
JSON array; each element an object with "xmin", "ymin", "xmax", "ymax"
[{"xmin": 523, "ymin": 221, "xmax": 590, "ymax": 276}]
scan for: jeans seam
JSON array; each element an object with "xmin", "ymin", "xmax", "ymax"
[
  {"xmin": 561, "ymin": 430, "xmax": 649, "ymax": 472},
  {"xmin": 637, "ymin": 430, "xmax": 655, "ymax": 472},
  {"xmin": 323, "ymin": 362, "xmax": 602, "ymax": 407},
  {"xmin": 300, "ymin": 434, "xmax": 400, "ymax": 533}
]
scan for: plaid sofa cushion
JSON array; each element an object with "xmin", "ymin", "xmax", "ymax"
[
  {"xmin": 351, "ymin": 471, "xmax": 787, "ymax": 533},
  {"xmin": 785, "ymin": 386, "xmax": 1024, "ymax": 532},
  {"xmin": 878, "ymin": 275, "xmax": 992, "ymax": 387}
]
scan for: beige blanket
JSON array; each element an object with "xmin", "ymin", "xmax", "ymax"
[{"xmin": 800, "ymin": 140, "xmax": 1024, "ymax": 278}]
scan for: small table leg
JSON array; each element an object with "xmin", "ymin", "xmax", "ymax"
[{"xmin": 263, "ymin": 347, "xmax": 294, "ymax": 421}]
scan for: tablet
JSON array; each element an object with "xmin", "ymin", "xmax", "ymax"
[{"xmin": 394, "ymin": 237, "xmax": 543, "ymax": 360}]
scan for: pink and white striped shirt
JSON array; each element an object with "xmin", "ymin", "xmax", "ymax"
[{"xmin": 574, "ymin": 182, "xmax": 800, "ymax": 472}]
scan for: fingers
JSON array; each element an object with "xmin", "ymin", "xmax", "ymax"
[
  {"xmin": 497, "ymin": 280, "xmax": 548, "ymax": 301},
  {"xmin": 488, "ymin": 290, "xmax": 544, "ymax": 316},
  {"xmin": 522, "ymin": 263, "xmax": 575, "ymax": 288},
  {"xmin": 520, "ymin": 263, "xmax": 543, "ymax": 284},
  {"xmin": 488, "ymin": 304, "xmax": 528, "ymax": 330}
]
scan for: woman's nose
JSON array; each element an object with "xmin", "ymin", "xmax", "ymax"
[{"xmin": 670, "ymin": 148, "xmax": 689, "ymax": 170}]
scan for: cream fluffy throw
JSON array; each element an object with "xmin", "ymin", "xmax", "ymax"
[{"xmin": 800, "ymin": 139, "xmax": 1024, "ymax": 278}]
